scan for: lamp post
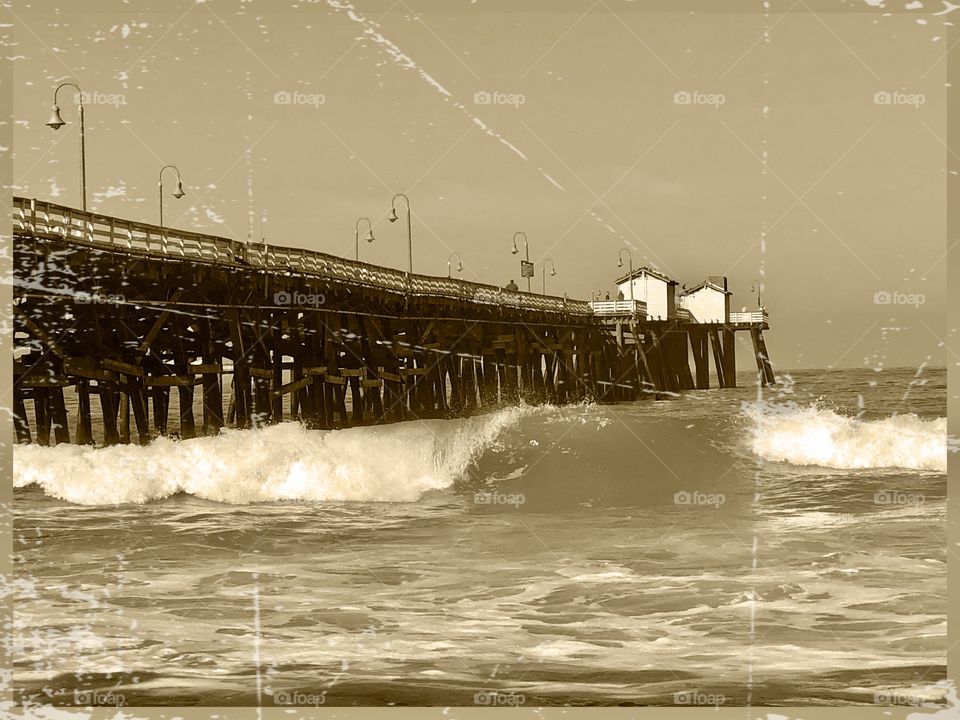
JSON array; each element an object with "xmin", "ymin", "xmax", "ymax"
[
  {"xmin": 355, "ymin": 217, "xmax": 375, "ymax": 261},
  {"xmin": 542, "ymin": 258, "xmax": 556, "ymax": 295},
  {"xmin": 617, "ymin": 248, "xmax": 635, "ymax": 309},
  {"xmin": 46, "ymin": 81, "xmax": 87, "ymax": 211},
  {"xmin": 388, "ymin": 193, "xmax": 413, "ymax": 273},
  {"xmin": 158, "ymin": 165, "xmax": 186, "ymax": 227},
  {"xmin": 447, "ymin": 251, "xmax": 463, "ymax": 278},
  {"xmin": 511, "ymin": 231, "xmax": 532, "ymax": 293}
]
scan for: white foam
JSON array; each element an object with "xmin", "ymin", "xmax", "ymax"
[
  {"xmin": 745, "ymin": 401, "xmax": 946, "ymax": 471},
  {"xmin": 14, "ymin": 408, "xmax": 525, "ymax": 505}
]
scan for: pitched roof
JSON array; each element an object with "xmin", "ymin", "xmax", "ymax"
[
  {"xmin": 680, "ymin": 279, "xmax": 732, "ymax": 296},
  {"xmin": 615, "ymin": 265, "xmax": 677, "ymax": 286}
]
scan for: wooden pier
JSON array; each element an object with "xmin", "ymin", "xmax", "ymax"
[{"xmin": 12, "ymin": 197, "xmax": 775, "ymax": 446}]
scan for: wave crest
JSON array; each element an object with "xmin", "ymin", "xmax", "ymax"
[
  {"xmin": 13, "ymin": 407, "xmax": 526, "ymax": 505},
  {"xmin": 744, "ymin": 401, "xmax": 947, "ymax": 471}
]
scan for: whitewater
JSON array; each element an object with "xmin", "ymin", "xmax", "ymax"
[
  {"xmin": 745, "ymin": 401, "xmax": 947, "ymax": 472},
  {"xmin": 13, "ymin": 399, "xmax": 948, "ymax": 506}
]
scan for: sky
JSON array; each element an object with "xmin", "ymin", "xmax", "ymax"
[{"xmin": 10, "ymin": 0, "xmax": 951, "ymax": 370}]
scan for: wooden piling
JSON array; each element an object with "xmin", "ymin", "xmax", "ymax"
[
  {"xmin": 33, "ymin": 390, "xmax": 51, "ymax": 446},
  {"xmin": 99, "ymin": 381, "xmax": 121, "ymax": 446},
  {"xmin": 722, "ymin": 329, "xmax": 737, "ymax": 388},
  {"xmin": 50, "ymin": 388, "xmax": 70, "ymax": 445},
  {"xmin": 76, "ymin": 381, "xmax": 94, "ymax": 445}
]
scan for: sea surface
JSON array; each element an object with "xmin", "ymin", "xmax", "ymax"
[{"xmin": 12, "ymin": 367, "xmax": 949, "ymax": 707}]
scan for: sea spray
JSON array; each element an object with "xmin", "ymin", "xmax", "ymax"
[
  {"xmin": 13, "ymin": 407, "xmax": 527, "ymax": 505},
  {"xmin": 744, "ymin": 400, "xmax": 946, "ymax": 471}
]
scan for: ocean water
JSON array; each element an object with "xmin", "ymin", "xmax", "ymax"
[{"xmin": 12, "ymin": 367, "xmax": 949, "ymax": 707}]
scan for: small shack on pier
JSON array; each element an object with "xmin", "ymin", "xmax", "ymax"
[
  {"xmin": 614, "ymin": 266, "xmax": 678, "ymax": 321},
  {"xmin": 679, "ymin": 276, "xmax": 732, "ymax": 324}
]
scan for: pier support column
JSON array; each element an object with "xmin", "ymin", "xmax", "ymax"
[
  {"xmin": 691, "ymin": 331, "xmax": 710, "ymax": 389},
  {"xmin": 172, "ymin": 318, "xmax": 196, "ymax": 439},
  {"xmin": 750, "ymin": 328, "xmax": 775, "ymax": 386},
  {"xmin": 152, "ymin": 385, "xmax": 170, "ymax": 435},
  {"xmin": 126, "ymin": 378, "xmax": 151, "ymax": 445},
  {"xmin": 99, "ymin": 381, "xmax": 121, "ymax": 446},
  {"xmin": 76, "ymin": 380, "xmax": 94, "ymax": 445},
  {"xmin": 709, "ymin": 329, "xmax": 726, "ymax": 388},
  {"xmin": 201, "ymin": 354, "xmax": 223, "ymax": 435},
  {"xmin": 677, "ymin": 332, "xmax": 695, "ymax": 390},
  {"xmin": 722, "ymin": 329, "xmax": 737, "ymax": 389},
  {"xmin": 270, "ymin": 313, "xmax": 284, "ymax": 423},
  {"xmin": 118, "ymin": 391, "xmax": 131, "ymax": 443},
  {"xmin": 50, "ymin": 387, "xmax": 70, "ymax": 444},
  {"xmin": 33, "ymin": 389, "xmax": 51, "ymax": 446}
]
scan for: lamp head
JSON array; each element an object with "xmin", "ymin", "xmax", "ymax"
[
  {"xmin": 172, "ymin": 180, "xmax": 186, "ymax": 199},
  {"xmin": 550, "ymin": 268, "xmax": 556, "ymax": 276},
  {"xmin": 617, "ymin": 258, "xmax": 623, "ymax": 268},
  {"xmin": 388, "ymin": 207, "xmax": 399, "ymax": 223},
  {"xmin": 46, "ymin": 105, "xmax": 66, "ymax": 130},
  {"xmin": 457, "ymin": 262, "xmax": 463, "ymax": 273},
  {"xmin": 511, "ymin": 241, "xmax": 519, "ymax": 255},
  {"xmin": 365, "ymin": 230, "xmax": 375, "ymax": 243}
]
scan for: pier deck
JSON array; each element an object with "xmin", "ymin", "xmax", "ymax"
[{"xmin": 12, "ymin": 197, "xmax": 774, "ymax": 446}]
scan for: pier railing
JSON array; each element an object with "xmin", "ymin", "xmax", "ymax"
[
  {"xmin": 587, "ymin": 299, "xmax": 648, "ymax": 317},
  {"xmin": 730, "ymin": 309, "xmax": 769, "ymax": 324},
  {"xmin": 13, "ymin": 197, "xmax": 593, "ymax": 317}
]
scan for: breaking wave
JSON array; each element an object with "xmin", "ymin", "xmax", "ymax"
[
  {"xmin": 745, "ymin": 401, "xmax": 947, "ymax": 472},
  {"xmin": 13, "ymin": 407, "xmax": 527, "ymax": 505}
]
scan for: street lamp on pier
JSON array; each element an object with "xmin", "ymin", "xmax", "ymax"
[
  {"xmin": 355, "ymin": 217, "xmax": 375, "ymax": 261},
  {"xmin": 158, "ymin": 165, "xmax": 186, "ymax": 227},
  {"xmin": 46, "ymin": 81, "xmax": 88, "ymax": 211},
  {"xmin": 542, "ymin": 258, "xmax": 556, "ymax": 295},
  {"xmin": 388, "ymin": 193, "xmax": 413, "ymax": 273},
  {"xmin": 511, "ymin": 231, "xmax": 532, "ymax": 293},
  {"xmin": 447, "ymin": 252, "xmax": 463, "ymax": 278}
]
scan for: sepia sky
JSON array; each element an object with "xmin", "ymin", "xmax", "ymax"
[{"xmin": 10, "ymin": 0, "xmax": 949, "ymax": 370}]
